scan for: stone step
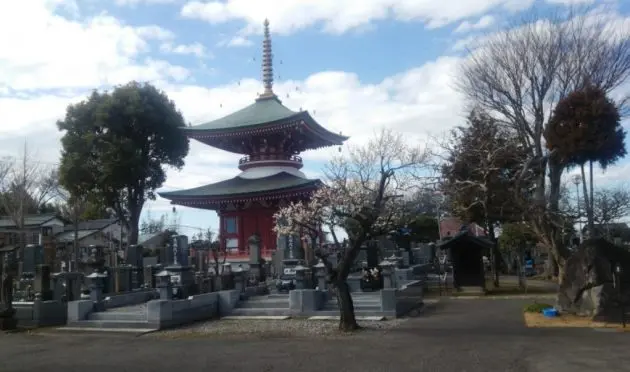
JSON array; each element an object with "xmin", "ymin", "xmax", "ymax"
[
  {"xmin": 323, "ymin": 305, "xmax": 382, "ymax": 311},
  {"xmin": 57, "ymin": 327, "xmax": 156, "ymax": 334},
  {"xmin": 237, "ymin": 300, "xmax": 289, "ymax": 309},
  {"xmin": 327, "ymin": 299, "xmax": 381, "ymax": 305},
  {"xmin": 221, "ymin": 315, "xmax": 291, "ymax": 320},
  {"xmin": 230, "ymin": 307, "xmax": 291, "ymax": 317},
  {"xmin": 89, "ymin": 311, "xmax": 147, "ymax": 322},
  {"xmin": 265, "ymin": 293, "xmax": 290, "ymax": 299},
  {"xmin": 66, "ymin": 320, "xmax": 154, "ymax": 330}
]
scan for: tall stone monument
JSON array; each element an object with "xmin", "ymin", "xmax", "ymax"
[
  {"xmin": 165, "ymin": 235, "xmax": 195, "ymax": 298},
  {"xmin": 248, "ymin": 233, "xmax": 262, "ymax": 282},
  {"xmin": 0, "ymin": 254, "xmax": 17, "ymax": 330},
  {"xmin": 23, "ymin": 244, "xmax": 44, "ymax": 274}
]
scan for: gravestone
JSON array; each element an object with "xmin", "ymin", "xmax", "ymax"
[
  {"xmin": 126, "ymin": 244, "xmax": 143, "ymax": 267},
  {"xmin": 0, "ymin": 254, "xmax": 17, "ymax": 330},
  {"xmin": 165, "ymin": 235, "xmax": 195, "ymax": 298},
  {"xmin": 23, "ymin": 244, "xmax": 44, "ymax": 274},
  {"xmin": 248, "ymin": 233, "xmax": 262, "ymax": 282},
  {"xmin": 200, "ymin": 251, "xmax": 209, "ymax": 273},
  {"xmin": 276, "ymin": 216, "xmax": 303, "ymax": 261},
  {"xmin": 34, "ymin": 264, "xmax": 52, "ymax": 300}
]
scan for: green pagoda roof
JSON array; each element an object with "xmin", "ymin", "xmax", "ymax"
[
  {"xmin": 186, "ymin": 96, "xmax": 299, "ymax": 132},
  {"xmin": 158, "ymin": 172, "xmax": 321, "ymax": 202}
]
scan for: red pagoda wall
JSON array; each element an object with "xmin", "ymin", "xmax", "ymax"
[{"xmin": 219, "ymin": 205, "xmax": 278, "ymax": 260}]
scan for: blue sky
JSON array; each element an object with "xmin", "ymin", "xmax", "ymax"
[{"xmin": 1, "ymin": 0, "xmax": 630, "ymax": 238}]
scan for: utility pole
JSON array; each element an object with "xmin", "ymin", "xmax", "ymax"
[{"xmin": 572, "ymin": 175, "xmax": 582, "ymax": 244}]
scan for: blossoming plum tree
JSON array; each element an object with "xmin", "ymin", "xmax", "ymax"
[{"xmin": 274, "ymin": 129, "xmax": 429, "ymax": 331}]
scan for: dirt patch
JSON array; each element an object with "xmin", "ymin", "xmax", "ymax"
[{"xmin": 524, "ymin": 312, "xmax": 630, "ymax": 332}]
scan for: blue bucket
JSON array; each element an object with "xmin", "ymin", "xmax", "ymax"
[{"xmin": 542, "ymin": 308, "xmax": 558, "ymax": 317}]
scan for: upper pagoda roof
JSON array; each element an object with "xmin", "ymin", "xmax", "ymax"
[
  {"xmin": 158, "ymin": 172, "xmax": 321, "ymax": 209},
  {"xmin": 186, "ymin": 96, "xmax": 296, "ymax": 132},
  {"xmin": 182, "ymin": 19, "xmax": 349, "ymax": 154}
]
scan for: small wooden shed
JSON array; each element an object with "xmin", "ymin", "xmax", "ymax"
[{"xmin": 438, "ymin": 231, "xmax": 493, "ymax": 293}]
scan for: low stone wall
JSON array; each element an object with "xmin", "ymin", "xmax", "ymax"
[
  {"xmin": 381, "ymin": 280, "xmax": 424, "ymax": 317},
  {"xmin": 103, "ymin": 289, "xmax": 158, "ymax": 309},
  {"xmin": 147, "ymin": 290, "xmax": 239, "ymax": 329},
  {"xmin": 13, "ymin": 300, "xmax": 67, "ymax": 328},
  {"xmin": 347, "ymin": 274, "xmax": 363, "ymax": 292},
  {"xmin": 67, "ymin": 300, "xmax": 93, "ymax": 322},
  {"xmin": 289, "ymin": 289, "xmax": 327, "ymax": 316}
]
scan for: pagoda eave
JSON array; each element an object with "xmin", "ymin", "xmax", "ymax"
[
  {"xmin": 164, "ymin": 186, "xmax": 319, "ymax": 211},
  {"xmin": 185, "ymin": 114, "xmax": 348, "ymax": 154}
]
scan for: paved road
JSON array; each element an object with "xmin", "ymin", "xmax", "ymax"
[{"xmin": 0, "ymin": 299, "xmax": 628, "ymax": 372}]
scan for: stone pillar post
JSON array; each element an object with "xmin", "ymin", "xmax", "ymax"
[
  {"xmin": 379, "ymin": 260, "xmax": 394, "ymax": 289},
  {"xmin": 314, "ymin": 259, "xmax": 327, "ymax": 291},
  {"xmin": 155, "ymin": 270, "xmax": 173, "ymax": 300},
  {"xmin": 221, "ymin": 263, "xmax": 233, "ymax": 290},
  {"xmin": 294, "ymin": 265, "xmax": 306, "ymax": 290},
  {"xmin": 87, "ymin": 272, "xmax": 107, "ymax": 311},
  {"xmin": 233, "ymin": 267, "xmax": 244, "ymax": 293}
]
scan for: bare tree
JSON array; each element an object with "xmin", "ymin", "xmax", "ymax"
[
  {"xmin": 275, "ymin": 129, "xmax": 429, "ymax": 331},
  {"xmin": 592, "ymin": 186, "xmax": 630, "ymax": 226},
  {"xmin": 0, "ymin": 144, "xmax": 59, "ymax": 257},
  {"xmin": 458, "ymin": 8, "xmax": 630, "ymax": 278}
]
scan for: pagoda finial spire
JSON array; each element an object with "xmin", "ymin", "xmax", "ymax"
[{"xmin": 258, "ymin": 18, "xmax": 276, "ymax": 100}]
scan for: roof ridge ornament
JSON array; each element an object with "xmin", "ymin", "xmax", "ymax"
[{"xmin": 257, "ymin": 18, "xmax": 277, "ymax": 101}]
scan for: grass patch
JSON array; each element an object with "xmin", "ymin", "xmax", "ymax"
[
  {"xmin": 523, "ymin": 302, "xmax": 553, "ymax": 313},
  {"xmin": 524, "ymin": 312, "xmax": 630, "ymax": 331}
]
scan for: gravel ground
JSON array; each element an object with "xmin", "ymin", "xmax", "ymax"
[
  {"xmin": 1, "ymin": 300, "xmax": 629, "ymax": 372},
  {"xmin": 151, "ymin": 317, "xmax": 410, "ymax": 339}
]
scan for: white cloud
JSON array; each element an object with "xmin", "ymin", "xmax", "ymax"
[
  {"xmin": 114, "ymin": 0, "xmax": 181, "ymax": 6},
  {"xmin": 226, "ymin": 36, "xmax": 254, "ymax": 47},
  {"xmin": 160, "ymin": 42, "xmax": 211, "ymax": 57},
  {"xmin": 180, "ymin": 0, "xmax": 544, "ymax": 35},
  {"xmin": 0, "ymin": 1, "xmax": 184, "ymax": 91},
  {"xmin": 454, "ymin": 15, "xmax": 495, "ymax": 33}
]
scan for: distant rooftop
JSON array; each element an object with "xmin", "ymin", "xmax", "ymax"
[{"xmin": 0, "ymin": 214, "xmax": 60, "ymax": 228}]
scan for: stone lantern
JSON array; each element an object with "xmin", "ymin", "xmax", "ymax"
[
  {"xmin": 314, "ymin": 259, "xmax": 327, "ymax": 291},
  {"xmin": 86, "ymin": 271, "xmax": 108, "ymax": 310},
  {"xmin": 379, "ymin": 260, "xmax": 394, "ymax": 288},
  {"xmin": 155, "ymin": 270, "xmax": 173, "ymax": 300}
]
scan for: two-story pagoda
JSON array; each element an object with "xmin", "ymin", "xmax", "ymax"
[{"xmin": 159, "ymin": 20, "xmax": 348, "ymax": 260}]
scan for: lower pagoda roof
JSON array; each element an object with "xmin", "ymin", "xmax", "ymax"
[{"xmin": 158, "ymin": 172, "xmax": 321, "ymax": 209}]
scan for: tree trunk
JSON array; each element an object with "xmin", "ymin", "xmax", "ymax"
[
  {"xmin": 335, "ymin": 280, "xmax": 359, "ymax": 332},
  {"xmin": 517, "ymin": 251, "xmax": 525, "ymax": 290},
  {"xmin": 128, "ymin": 210, "xmax": 141, "ymax": 245},
  {"xmin": 589, "ymin": 160, "xmax": 595, "ymax": 235},
  {"xmin": 543, "ymin": 253, "xmax": 558, "ymax": 279},
  {"xmin": 581, "ymin": 163, "xmax": 594, "ymax": 236},
  {"xmin": 486, "ymin": 222, "xmax": 500, "ymax": 287},
  {"xmin": 73, "ymin": 214, "xmax": 79, "ymax": 271}
]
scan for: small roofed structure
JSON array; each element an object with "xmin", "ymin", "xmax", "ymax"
[{"xmin": 438, "ymin": 230, "xmax": 494, "ymax": 293}]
